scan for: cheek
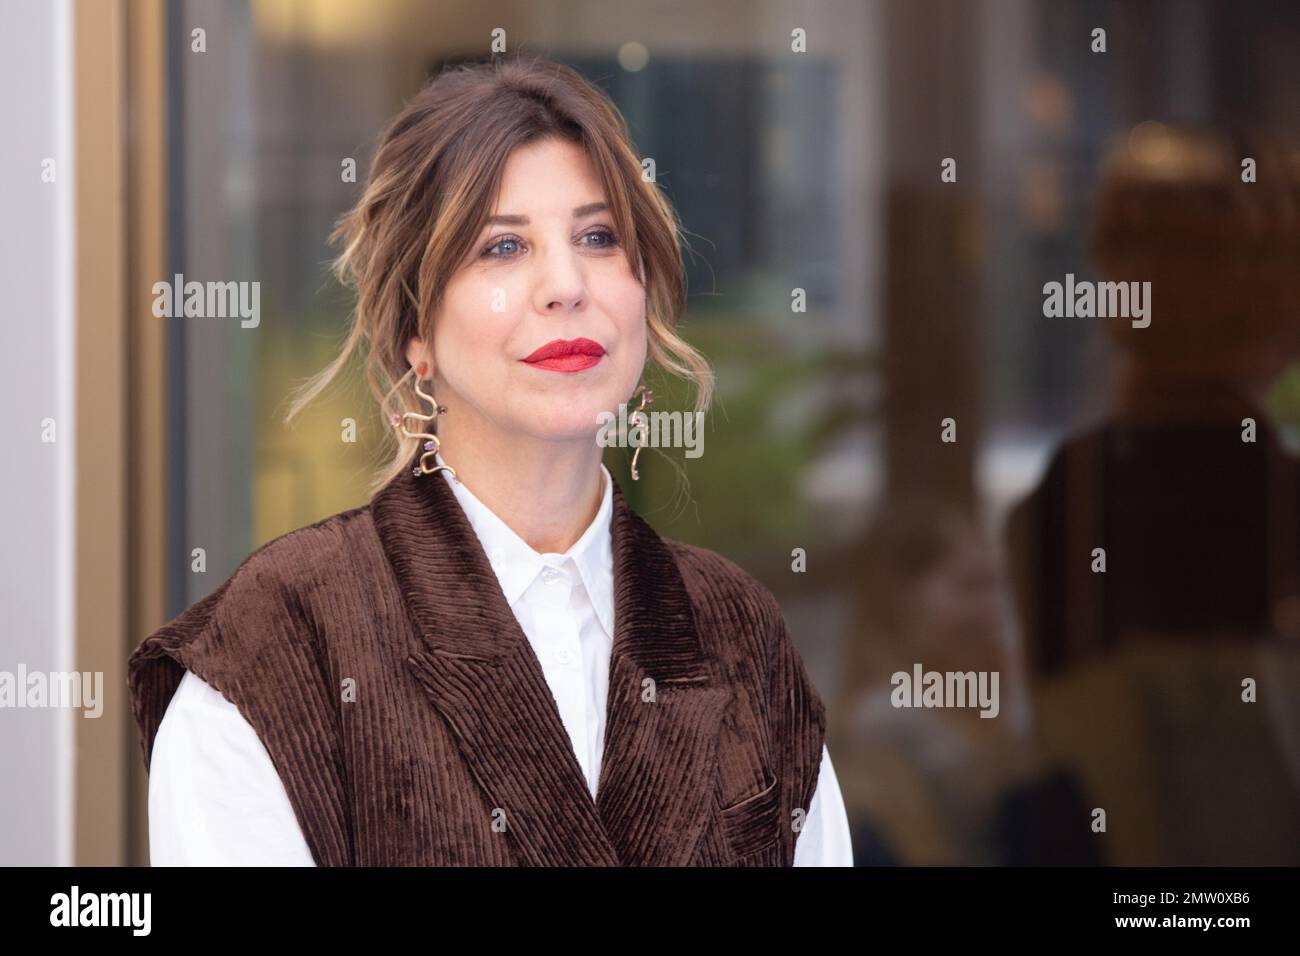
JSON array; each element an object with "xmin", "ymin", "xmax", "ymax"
[
  {"xmin": 608, "ymin": 283, "xmax": 649, "ymax": 362},
  {"xmin": 606, "ymin": 313, "xmax": 648, "ymax": 400},
  {"xmin": 433, "ymin": 282, "xmax": 514, "ymax": 368},
  {"xmin": 613, "ymin": 272, "xmax": 648, "ymax": 323}
]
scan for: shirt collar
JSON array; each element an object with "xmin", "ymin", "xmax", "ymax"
[{"xmin": 434, "ymin": 451, "xmax": 615, "ymax": 637}]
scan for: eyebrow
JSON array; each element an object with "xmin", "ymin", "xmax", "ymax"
[{"xmin": 483, "ymin": 202, "xmax": 608, "ymax": 227}]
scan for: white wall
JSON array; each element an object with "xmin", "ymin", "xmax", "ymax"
[{"xmin": 0, "ymin": 0, "xmax": 75, "ymax": 865}]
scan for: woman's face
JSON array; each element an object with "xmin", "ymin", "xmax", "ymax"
[{"xmin": 413, "ymin": 136, "xmax": 648, "ymax": 445}]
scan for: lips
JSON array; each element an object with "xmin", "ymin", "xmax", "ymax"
[{"xmin": 521, "ymin": 337, "xmax": 606, "ymax": 373}]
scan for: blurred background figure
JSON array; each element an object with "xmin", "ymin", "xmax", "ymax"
[
  {"xmin": 834, "ymin": 498, "xmax": 1099, "ymax": 865},
  {"xmin": 1004, "ymin": 127, "xmax": 1300, "ymax": 864}
]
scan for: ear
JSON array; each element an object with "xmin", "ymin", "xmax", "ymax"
[{"xmin": 404, "ymin": 337, "xmax": 432, "ymax": 376}]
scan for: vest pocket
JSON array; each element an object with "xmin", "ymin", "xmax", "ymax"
[{"xmin": 718, "ymin": 770, "xmax": 782, "ymax": 863}]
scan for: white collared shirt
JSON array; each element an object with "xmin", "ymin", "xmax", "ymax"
[{"xmin": 148, "ymin": 459, "xmax": 853, "ymax": 865}]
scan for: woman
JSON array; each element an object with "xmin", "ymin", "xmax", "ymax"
[{"xmin": 128, "ymin": 54, "xmax": 851, "ymax": 866}]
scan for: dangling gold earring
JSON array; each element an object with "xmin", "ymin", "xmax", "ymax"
[
  {"xmin": 629, "ymin": 385, "xmax": 653, "ymax": 481},
  {"xmin": 391, "ymin": 362, "xmax": 456, "ymax": 479}
]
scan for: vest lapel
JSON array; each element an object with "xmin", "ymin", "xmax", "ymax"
[
  {"xmin": 371, "ymin": 460, "xmax": 732, "ymax": 866},
  {"xmin": 594, "ymin": 475, "xmax": 734, "ymax": 864}
]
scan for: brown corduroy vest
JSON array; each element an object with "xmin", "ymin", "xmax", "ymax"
[{"xmin": 128, "ymin": 461, "xmax": 827, "ymax": 866}]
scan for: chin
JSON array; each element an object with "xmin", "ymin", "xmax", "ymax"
[{"xmin": 516, "ymin": 398, "xmax": 620, "ymax": 443}]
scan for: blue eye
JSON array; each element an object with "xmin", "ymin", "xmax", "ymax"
[
  {"xmin": 581, "ymin": 227, "xmax": 619, "ymax": 248},
  {"xmin": 481, "ymin": 235, "xmax": 523, "ymax": 258},
  {"xmin": 478, "ymin": 227, "xmax": 620, "ymax": 260}
]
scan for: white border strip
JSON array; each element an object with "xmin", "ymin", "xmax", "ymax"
[{"xmin": 52, "ymin": 0, "xmax": 75, "ymax": 869}]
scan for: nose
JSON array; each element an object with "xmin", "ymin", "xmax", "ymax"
[{"xmin": 532, "ymin": 237, "xmax": 588, "ymax": 316}]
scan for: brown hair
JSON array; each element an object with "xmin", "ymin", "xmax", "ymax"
[
  {"xmin": 1089, "ymin": 125, "xmax": 1300, "ymax": 380},
  {"xmin": 285, "ymin": 53, "xmax": 713, "ymax": 494}
]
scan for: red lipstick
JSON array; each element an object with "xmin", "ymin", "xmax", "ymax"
[{"xmin": 520, "ymin": 337, "xmax": 606, "ymax": 373}]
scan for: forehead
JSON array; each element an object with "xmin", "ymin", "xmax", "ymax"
[{"xmin": 491, "ymin": 138, "xmax": 604, "ymax": 212}]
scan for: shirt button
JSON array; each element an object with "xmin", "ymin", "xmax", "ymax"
[
  {"xmin": 554, "ymin": 646, "xmax": 575, "ymax": 665},
  {"xmin": 540, "ymin": 567, "xmax": 564, "ymax": 585}
]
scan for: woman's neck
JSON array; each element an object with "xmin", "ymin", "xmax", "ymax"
[{"xmin": 434, "ymin": 412, "xmax": 606, "ymax": 556}]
